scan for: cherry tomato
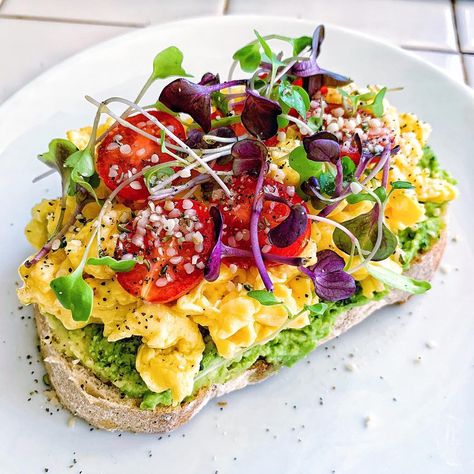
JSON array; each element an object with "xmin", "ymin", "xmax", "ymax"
[
  {"xmin": 97, "ymin": 111, "xmax": 185, "ymax": 201},
  {"xmin": 211, "ymin": 175, "xmax": 310, "ymax": 267},
  {"xmin": 115, "ymin": 199, "xmax": 214, "ymax": 303},
  {"xmin": 292, "ymin": 77, "xmax": 303, "ymax": 87}
]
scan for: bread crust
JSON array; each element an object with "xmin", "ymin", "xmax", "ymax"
[{"xmin": 35, "ymin": 231, "xmax": 447, "ymax": 433}]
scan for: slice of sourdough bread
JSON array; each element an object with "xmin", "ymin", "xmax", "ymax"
[{"xmin": 34, "ymin": 231, "xmax": 447, "ymax": 433}]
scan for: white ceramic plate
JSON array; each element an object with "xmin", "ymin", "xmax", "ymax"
[{"xmin": 0, "ymin": 16, "xmax": 473, "ymax": 474}]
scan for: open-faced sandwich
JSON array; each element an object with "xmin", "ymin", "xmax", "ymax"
[{"xmin": 18, "ymin": 25, "xmax": 457, "ymax": 433}]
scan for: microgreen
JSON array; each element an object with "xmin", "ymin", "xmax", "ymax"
[
  {"xmin": 39, "ymin": 138, "xmax": 78, "ymax": 195},
  {"xmin": 233, "ymin": 42, "xmax": 262, "ymax": 73},
  {"xmin": 341, "ymin": 156, "xmax": 356, "ymax": 179},
  {"xmin": 288, "ymin": 145, "xmax": 324, "ymax": 194},
  {"xmin": 366, "ymin": 264, "xmax": 431, "ymax": 294},
  {"xmin": 241, "ymin": 90, "xmax": 282, "ymax": 140},
  {"xmin": 307, "ymin": 116, "xmax": 323, "ymax": 133},
  {"xmin": 339, "ymin": 87, "xmax": 387, "ymax": 118},
  {"xmin": 362, "ymin": 87, "xmax": 387, "ymax": 117},
  {"xmin": 254, "ymin": 31, "xmax": 283, "ymax": 67},
  {"xmin": 299, "ymin": 250, "xmax": 356, "ymax": 302},
  {"xmin": 390, "ymin": 180, "xmax": 414, "ymax": 190},
  {"xmin": 304, "ymin": 302, "xmax": 328, "ymax": 316},
  {"xmin": 290, "ymin": 36, "xmax": 313, "ymax": 55},
  {"xmin": 333, "ymin": 207, "xmax": 397, "ymax": 261},
  {"xmin": 151, "ymin": 46, "xmax": 192, "ymax": 81},
  {"xmin": 268, "ymin": 203, "xmax": 308, "ymax": 248},
  {"xmin": 159, "ymin": 78, "xmax": 247, "ymax": 132},
  {"xmin": 50, "ymin": 263, "xmax": 93, "ymax": 322},
  {"xmin": 144, "ymin": 162, "xmax": 180, "ymax": 192},
  {"xmin": 277, "ymin": 81, "xmax": 310, "ymax": 119},
  {"xmin": 211, "ymin": 91, "xmax": 230, "ymax": 115},
  {"xmin": 247, "ymin": 289, "xmax": 282, "ymax": 306},
  {"xmin": 346, "ymin": 186, "xmax": 387, "ymax": 204},
  {"xmin": 87, "ymin": 256, "xmax": 137, "ymax": 272}
]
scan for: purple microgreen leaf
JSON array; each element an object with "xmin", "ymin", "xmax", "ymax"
[
  {"xmin": 299, "ymin": 249, "xmax": 356, "ymax": 302},
  {"xmin": 231, "ymin": 138, "xmax": 268, "ymax": 176},
  {"xmin": 185, "ymin": 127, "xmax": 236, "ymax": 150},
  {"xmin": 241, "ymin": 90, "xmax": 282, "ymax": 140},
  {"xmin": 292, "ymin": 25, "xmax": 351, "ymax": 96},
  {"xmin": 303, "ymin": 131, "xmax": 340, "ymax": 164},
  {"xmin": 268, "ymin": 204, "xmax": 308, "ymax": 248},
  {"xmin": 333, "ymin": 206, "xmax": 397, "ymax": 261},
  {"xmin": 159, "ymin": 78, "xmax": 213, "ymax": 132},
  {"xmin": 159, "ymin": 78, "xmax": 247, "ymax": 132},
  {"xmin": 199, "ymin": 72, "xmax": 220, "ymax": 86}
]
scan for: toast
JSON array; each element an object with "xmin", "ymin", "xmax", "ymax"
[{"xmin": 34, "ymin": 231, "xmax": 447, "ymax": 433}]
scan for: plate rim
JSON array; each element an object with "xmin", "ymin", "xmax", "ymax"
[{"xmin": 0, "ymin": 13, "xmax": 473, "ymax": 116}]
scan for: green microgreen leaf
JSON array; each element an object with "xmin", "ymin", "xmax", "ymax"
[
  {"xmin": 307, "ymin": 116, "xmax": 323, "ymax": 133},
  {"xmin": 87, "ymin": 256, "xmax": 136, "ymax": 272},
  {"xmin": 211, "ymin": 91, "xmax": 230, "ymax": 115},
  {"xmin": 143, "ymin": 162, "xmax": 178, "ymax": 191},
  {"xmin": 39, "ymin": 138, "xmax": 78, "ymax": 195},
  {"xmin": 233, "ymin": 42, "xmax": 262, "ymax": 73},
  {"xmin": 366, "ymin": 264, "xmax": 431, "ymax": 294},
  {"xmin": 247, "ymin": 289, "xmax": 282, "ymax": 306},
  {"xmin": 374, "ymin": 186, "xmax": 387, "ymax": 203},
  {"xmin": 65, "ymin": 148, "xmax": 95, "ymax": 178},
  {"xmin": 390, "ymin": 180, "xmax": 415, "ymax": 190},
  {"xmin": 341, "ymin": 156, "xmax": 356, "ymax": 179},
  {"xmin": 290, "ymin": 35, "xmax": 313, "ymax": 55},
  {"xmin": 362, "ymin": 87, "xmax": 387, "ymax": 117},
  {"xmin": 333, "ymin": 207, "xmax": 397, "ymax": 261},
  {"xmin": 304, "ymin": 303, "xmax": 328, "ymax": 316},
  {"xmin": 319, "ymin": 170, "xmax": 336, "ymax": 195},
  {"xmin": 346, "ymin": 192, "xmax": 376, "ymax": 205},
  {"xmin": 151, "ymin": 46, "xmax": 192, "ymax": 81},
  {"xmin": 50, "ymin": 266, "xmax": 93, "ymax": 322},
  {"xmin": 278, "ymin": 82, "xmax": 310, "ymax": 119},
  {"xmin": 288, "ymin": 146, "xmax": 324, "ymax": 194}
]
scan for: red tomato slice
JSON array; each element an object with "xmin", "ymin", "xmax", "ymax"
[
  {"xmin": 97, "ymin": 111, "xmax": 185, "ymax": 201},
  {"xmin": 211, "ymin": 175, "xmax": 310, "ymax": 267},
  {"xmin": 115, "ymin": 199, "xmax": 214, "ymax": 303}
]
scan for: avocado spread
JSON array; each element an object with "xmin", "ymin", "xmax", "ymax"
[{"xmin": 44, "ymin": 147, "xmax": 453, "ymax": 410}]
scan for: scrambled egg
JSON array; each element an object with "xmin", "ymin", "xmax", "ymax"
[{"xmin": 18, "ymin": 96, "xmax": 457, "ymax": 404}]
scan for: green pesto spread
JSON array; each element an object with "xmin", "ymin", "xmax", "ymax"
[{"xmin": 44, "ymin": 146, "xmax": 453, "ymax": 410}]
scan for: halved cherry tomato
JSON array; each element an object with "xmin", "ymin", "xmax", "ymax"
[
  {"xmin": 97, "ymin": 111, "xmax": 185, "ymax": 201},
  {"xmin": 211, "ymin": 175, "xmax": 310, "ymax": 267},
  {"xmin": 115, "ymin": 199, "xmax": 214, "ymax": 303}
]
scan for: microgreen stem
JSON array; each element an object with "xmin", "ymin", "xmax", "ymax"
[
  {"xmin": 361, "ymin": 146, "xmax": 391, "ymax": 185},
  {"xmin": 280, "ymin": 113, "xmax": 314, "ymax": 135},
  {"xmin": 103, "ymin": 96, "xmax": 232, "ymax": 197},
  {"xmin": 202, "ymin": 134, "xmax": 239, "ymax": 144},
  {"xmin": 24, "ymin": 199, "xmax": 86, "ymax": 268},
  {"xmin": 308, "ymin": 214, "xmax": 365, "ymax": 260},
  {"xmin": 32, "ymin": 168, "xmax": 55, "ymax": 183}
]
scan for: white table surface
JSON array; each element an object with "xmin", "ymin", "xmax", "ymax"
[{"xmin": 0, "ymin": 0, "xmax": 473, "ymax": 105}]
